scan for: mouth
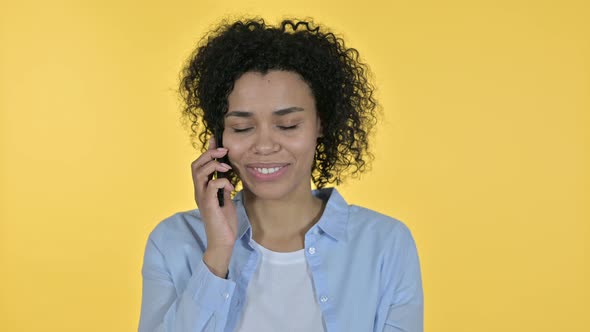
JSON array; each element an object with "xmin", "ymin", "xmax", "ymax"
[
  {"xmin": 246, "ymin": 163, "xmax": 290, "ymax": 181},
  {"xmin": 253, "ymin": 166, "xmax": 283, "ymax": 174}
]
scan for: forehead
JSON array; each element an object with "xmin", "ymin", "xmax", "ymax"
[{"xmin": 227, "ymin": 70, "xmax": 315, "ymax": 114}]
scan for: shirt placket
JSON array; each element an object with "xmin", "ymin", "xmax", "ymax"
[{"xmin": 305, "ymin": 227, "xmax": 337, "ymax": 332}]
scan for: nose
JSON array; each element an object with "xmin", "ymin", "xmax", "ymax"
[{"xmin": 252, "ymin": 127, "xmax": 280, "ymax": 155}]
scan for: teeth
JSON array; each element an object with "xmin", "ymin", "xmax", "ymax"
[{"xmin": 255, "ymin": 167, "xmax": 282, "ymax": 174}]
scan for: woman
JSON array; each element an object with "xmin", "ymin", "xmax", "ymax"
[{"xmin": 139, "ymin": 18, "xmax": 423, "ymax": 332}]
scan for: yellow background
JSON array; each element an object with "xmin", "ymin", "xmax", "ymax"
[{"xmin": 1, "ymin": 0, "xmax": 588, "ymax": 331}]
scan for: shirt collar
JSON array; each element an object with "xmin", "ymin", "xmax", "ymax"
[
  {"xmin": 313, "ymin": 187, "xmax": 349, "ymax": 242},
  {"xmin": 233, "ymin": 192, "xmax": 251, "ymax": 242},
  {"xmin": 232, "ymin": 187, "xmax": 349, "ymax": 243}
]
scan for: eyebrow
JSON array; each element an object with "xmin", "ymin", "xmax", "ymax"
[{"xmin": 225, "ymin": 107, "xmax": 304, "ymax": 118}]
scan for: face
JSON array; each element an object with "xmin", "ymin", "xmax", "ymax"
[{"xmin": 223, "ymin": 70, "xmax": 322, "ymax": 200}]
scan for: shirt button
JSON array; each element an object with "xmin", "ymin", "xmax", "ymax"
[
  {"xmin": 223, "ymin": 292, "xmax": 230, "ymax": 300},
  {"xmin": 320, "ymin": 295, "xmax": 329, "ymax": 303},
  {"xmin": 308, "ymin": 247, "xmax": 316, "ymax": 255}
]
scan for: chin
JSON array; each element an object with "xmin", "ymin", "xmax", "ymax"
[{"xmin": 242, "ymin": 180, "xmax": 303, "ymax": 201}]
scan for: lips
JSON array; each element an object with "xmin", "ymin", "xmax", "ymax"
[
  {"xmin": 245, "ymin": 163, "xmax": 290, "ymax": 181},
  {"xmin": 253, "ymin": 166, "xmax": 282, "ymax": 174}
]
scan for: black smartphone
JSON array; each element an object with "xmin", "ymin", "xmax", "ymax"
[{"xmin": 214, "ymin": 130, "xmax": 229, "ymax": 207}]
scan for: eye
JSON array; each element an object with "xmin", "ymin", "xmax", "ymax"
[
  {"xmin": 278, "ymin": 125, "xmax": 299, "ymax": 130},
  {"xmin": 232, "ymin": 127, "xmax": 253, "ymax": 133}
]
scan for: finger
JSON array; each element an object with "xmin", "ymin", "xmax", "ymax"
[
  {"xmin": 208, "ymin": 136, "xmax": 215, "ymax": 150},
  {"xmin": 191, "ymin": 148, "xmax": 228, "ymax": 171},
  {"xmin": 193, "ymin": 161, "xmax": 232, "ymax": 195},
  {"xmin": 204, "ymin": 178, "xmax": 234, "ymax": 207},
  {"xmin": 194, "ymin": 161, "xmax": 232, "ymax": 184},
  {"xmin": 206, "ymin": 178, "xmax": 234, "ymax": 192}
]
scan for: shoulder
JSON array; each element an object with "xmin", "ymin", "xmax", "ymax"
[
  {"xmin": 346, "ymin": 204, "xmax": 421, "ymax": 285},
  {"xmin": 141, "ymin": 209, "xmax": 215, "ymax": 290},
  {"xmin": 348, "ymin": 204, "xmax": 407, "ymax": 231},
  {"xmin": 320, "ymin": 187, "xmax": 415, "ymax": 246},
  {"xmin": 347, "ymin": 204, "xmax": 415, "ymax": 244},
  {"xmin": 146, "ymin": 208, "xmax": 207, "ymax": 253}
]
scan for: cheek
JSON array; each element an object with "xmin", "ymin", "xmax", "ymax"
[
  {"xmin": 290, "ymin": 138, "xmax": 318, "ymax": 161},
  {"xmin": 223, "ymin": 136, "xmax": 246, "ymax": 163}
]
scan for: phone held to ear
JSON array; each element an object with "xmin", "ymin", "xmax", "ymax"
[{"xmin": 215, "ymin": 131, "xmax": 229, "ymax": 207}]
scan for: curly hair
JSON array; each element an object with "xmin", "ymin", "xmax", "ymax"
[{"xmin": 179, "ymin": 17, "xmax": 378, "ymax": 189}]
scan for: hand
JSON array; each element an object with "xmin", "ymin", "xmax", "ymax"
[{"xmin": 191, "ymin": 137, "xmax": 237, "ymax": 277}]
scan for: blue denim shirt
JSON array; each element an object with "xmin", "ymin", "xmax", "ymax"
[{"xmin": 139, "ymin": 187, "xmax": 423, "ymax": 332}]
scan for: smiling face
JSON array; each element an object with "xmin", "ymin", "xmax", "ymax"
[{"xmin": 223, "ymin": 70, "xmax": 322, "ymax": 201}]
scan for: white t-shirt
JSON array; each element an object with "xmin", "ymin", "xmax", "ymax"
[{"xmin": 234, "ymin": 240, "xmax": 326, "ymax": 332}]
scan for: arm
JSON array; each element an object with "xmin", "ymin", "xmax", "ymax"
[
  {"xmin": 138, "ymin": 236, "xmax": 236, "ymax": 332},
  {"xmin": 382, "ymin": 225, "xmax": 424, "ymax": 332}
]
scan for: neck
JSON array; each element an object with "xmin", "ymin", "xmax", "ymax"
[{"xmin": 243, "ymin": 186, "xmax": 325, "ymax": 251}]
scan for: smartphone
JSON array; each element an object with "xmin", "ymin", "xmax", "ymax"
[{"xmin": 214, "ymin": 130, "xmax": 229, "ymax": 207}]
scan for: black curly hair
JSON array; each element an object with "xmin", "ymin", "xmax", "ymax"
[{"xmin": 179, "ymin": 17, "xmax": 378, "ymax": 189}]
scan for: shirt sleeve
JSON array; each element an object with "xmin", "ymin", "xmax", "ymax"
[
  {"xmin": 138, "ymin": 236, "xmax": 237, "ymax": 332},
  {"xmin": 382, "ymin": 224, "xmax": 424, "ymax": 332}
]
